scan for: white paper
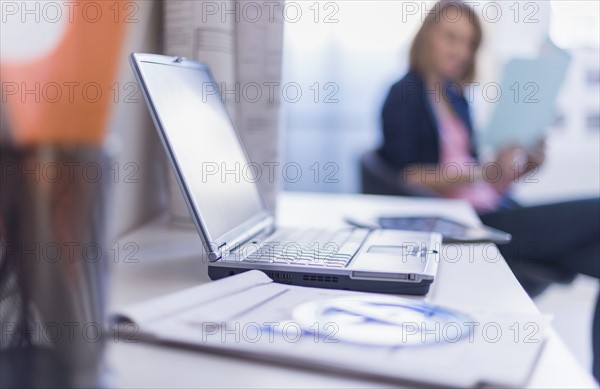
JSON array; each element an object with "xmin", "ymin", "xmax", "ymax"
[
  {"xmin": 113, "ymin": 270, "xmax": 549, "ymax": 388},
  {"xmin": 481, "ymin": 41, "xmax": 571, "ymax": 149}
]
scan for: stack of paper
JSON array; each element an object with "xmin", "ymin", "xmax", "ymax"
[{"xmin": 112, "ymin": 271, "xmax": 549, "ymax": 387}]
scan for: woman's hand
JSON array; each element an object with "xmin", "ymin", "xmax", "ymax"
[
  {"xmin": 492, "ymin": 138, "xmax": 546, "ymax": 190},
  {"xmin": 524, "ymin": 138, "xmax": 547, "ymax": 171}
]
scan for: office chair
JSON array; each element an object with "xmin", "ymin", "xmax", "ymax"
[
  {"xmin": 359, "ymin": 149, "xmax": 576, "ymax": 298},
  {"xmin": 360, "ymin": 149, "xmax": 439, "ymax": 197}
]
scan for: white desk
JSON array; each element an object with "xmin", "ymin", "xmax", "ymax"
[{"xmin": 107, "ymin": 192, "xmax": 598, "ymax": 388}]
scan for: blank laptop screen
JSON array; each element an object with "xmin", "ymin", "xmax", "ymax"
[{"xmin": 137, "ymin": 59, "xmax": 266, "ymax": 240}]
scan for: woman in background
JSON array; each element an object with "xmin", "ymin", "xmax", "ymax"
[{"xmin": 379, "ymin": 0, "xmax": 599, "ymax": 379}]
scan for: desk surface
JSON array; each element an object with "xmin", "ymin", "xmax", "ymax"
[{"xmin": 107, "ymin": 192, "xmax": 598, "ymax": 388}]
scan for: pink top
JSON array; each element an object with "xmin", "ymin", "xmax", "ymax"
[{"xmin": 430, "ymin": 98, "xmax": 502, "ymax": 212}]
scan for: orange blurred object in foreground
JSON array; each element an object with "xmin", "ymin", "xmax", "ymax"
[{"xmin": 1, "ymin": 0, "xmax": 129, "ymax": 146}]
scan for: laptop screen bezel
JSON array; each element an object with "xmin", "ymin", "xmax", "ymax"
[{"xmin": 130, "ymin": 53, "xmax": 274, "ymax": 259}]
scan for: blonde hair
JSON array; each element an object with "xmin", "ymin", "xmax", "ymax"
[{"xmin": 409, "ymin": 0, "xmax": 482, "ymax": 85}]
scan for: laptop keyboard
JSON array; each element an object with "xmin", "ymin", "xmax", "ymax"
[{"xmin": 240, "ymin": 228, "xmax": 368, "ymax": 268}]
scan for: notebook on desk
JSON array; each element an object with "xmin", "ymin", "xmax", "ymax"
[
  {"xmin": 112, "ymin": 270, "xmax": 549, "ymax": 388},
  {"xmin": 346, "ymin": 215, "xmax": 512, "ymax": 244}
]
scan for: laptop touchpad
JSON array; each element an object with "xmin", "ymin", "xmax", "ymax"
[
  {"xmin": 351, "ymin": 245, "xmax": 427, "ymax": 273},
  {"xmin": 367, "ymin": 245, "xmax": 414, "ymax": 255}
]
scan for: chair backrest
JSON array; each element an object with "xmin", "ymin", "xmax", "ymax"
[{"xmin": 360, "ymin": 150, "xmax": 438, "ymax": 197}]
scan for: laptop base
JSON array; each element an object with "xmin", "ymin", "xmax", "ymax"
[{"xmin": 209, "ymin": 267, "xmax": 434, "ymax": 296}]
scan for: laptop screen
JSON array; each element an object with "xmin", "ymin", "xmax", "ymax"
[{"xmin": 136, "ymin": 58, "xmax": 267, "ymax": 241}]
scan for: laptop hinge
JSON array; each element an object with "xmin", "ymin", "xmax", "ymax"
[{"xmin": 209, "ymin": 243, "xmax": 226, "ymax": 261}]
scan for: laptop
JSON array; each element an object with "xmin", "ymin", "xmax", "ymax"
[{"xmin": 130, "ymin": 53, "xmax": 442, "ymax": 295}]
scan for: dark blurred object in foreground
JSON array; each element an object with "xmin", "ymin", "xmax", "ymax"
[{"xmin": 1, "ymin": 144, "xmax": 108, "ymax": 388}]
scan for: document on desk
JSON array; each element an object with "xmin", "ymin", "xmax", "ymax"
[{"xmin": 112, "ymin": 270, "xmax": 549, "ymax": 388}]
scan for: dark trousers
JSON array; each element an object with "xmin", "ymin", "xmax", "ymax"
[{"xmin": 480, "ymin": 198, "xmax": 600, "ymax": 381}]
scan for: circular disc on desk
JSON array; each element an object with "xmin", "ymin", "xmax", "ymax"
[{"xmin": 292, "ymin": 296, "xmax": 474, "ymax": 347}]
